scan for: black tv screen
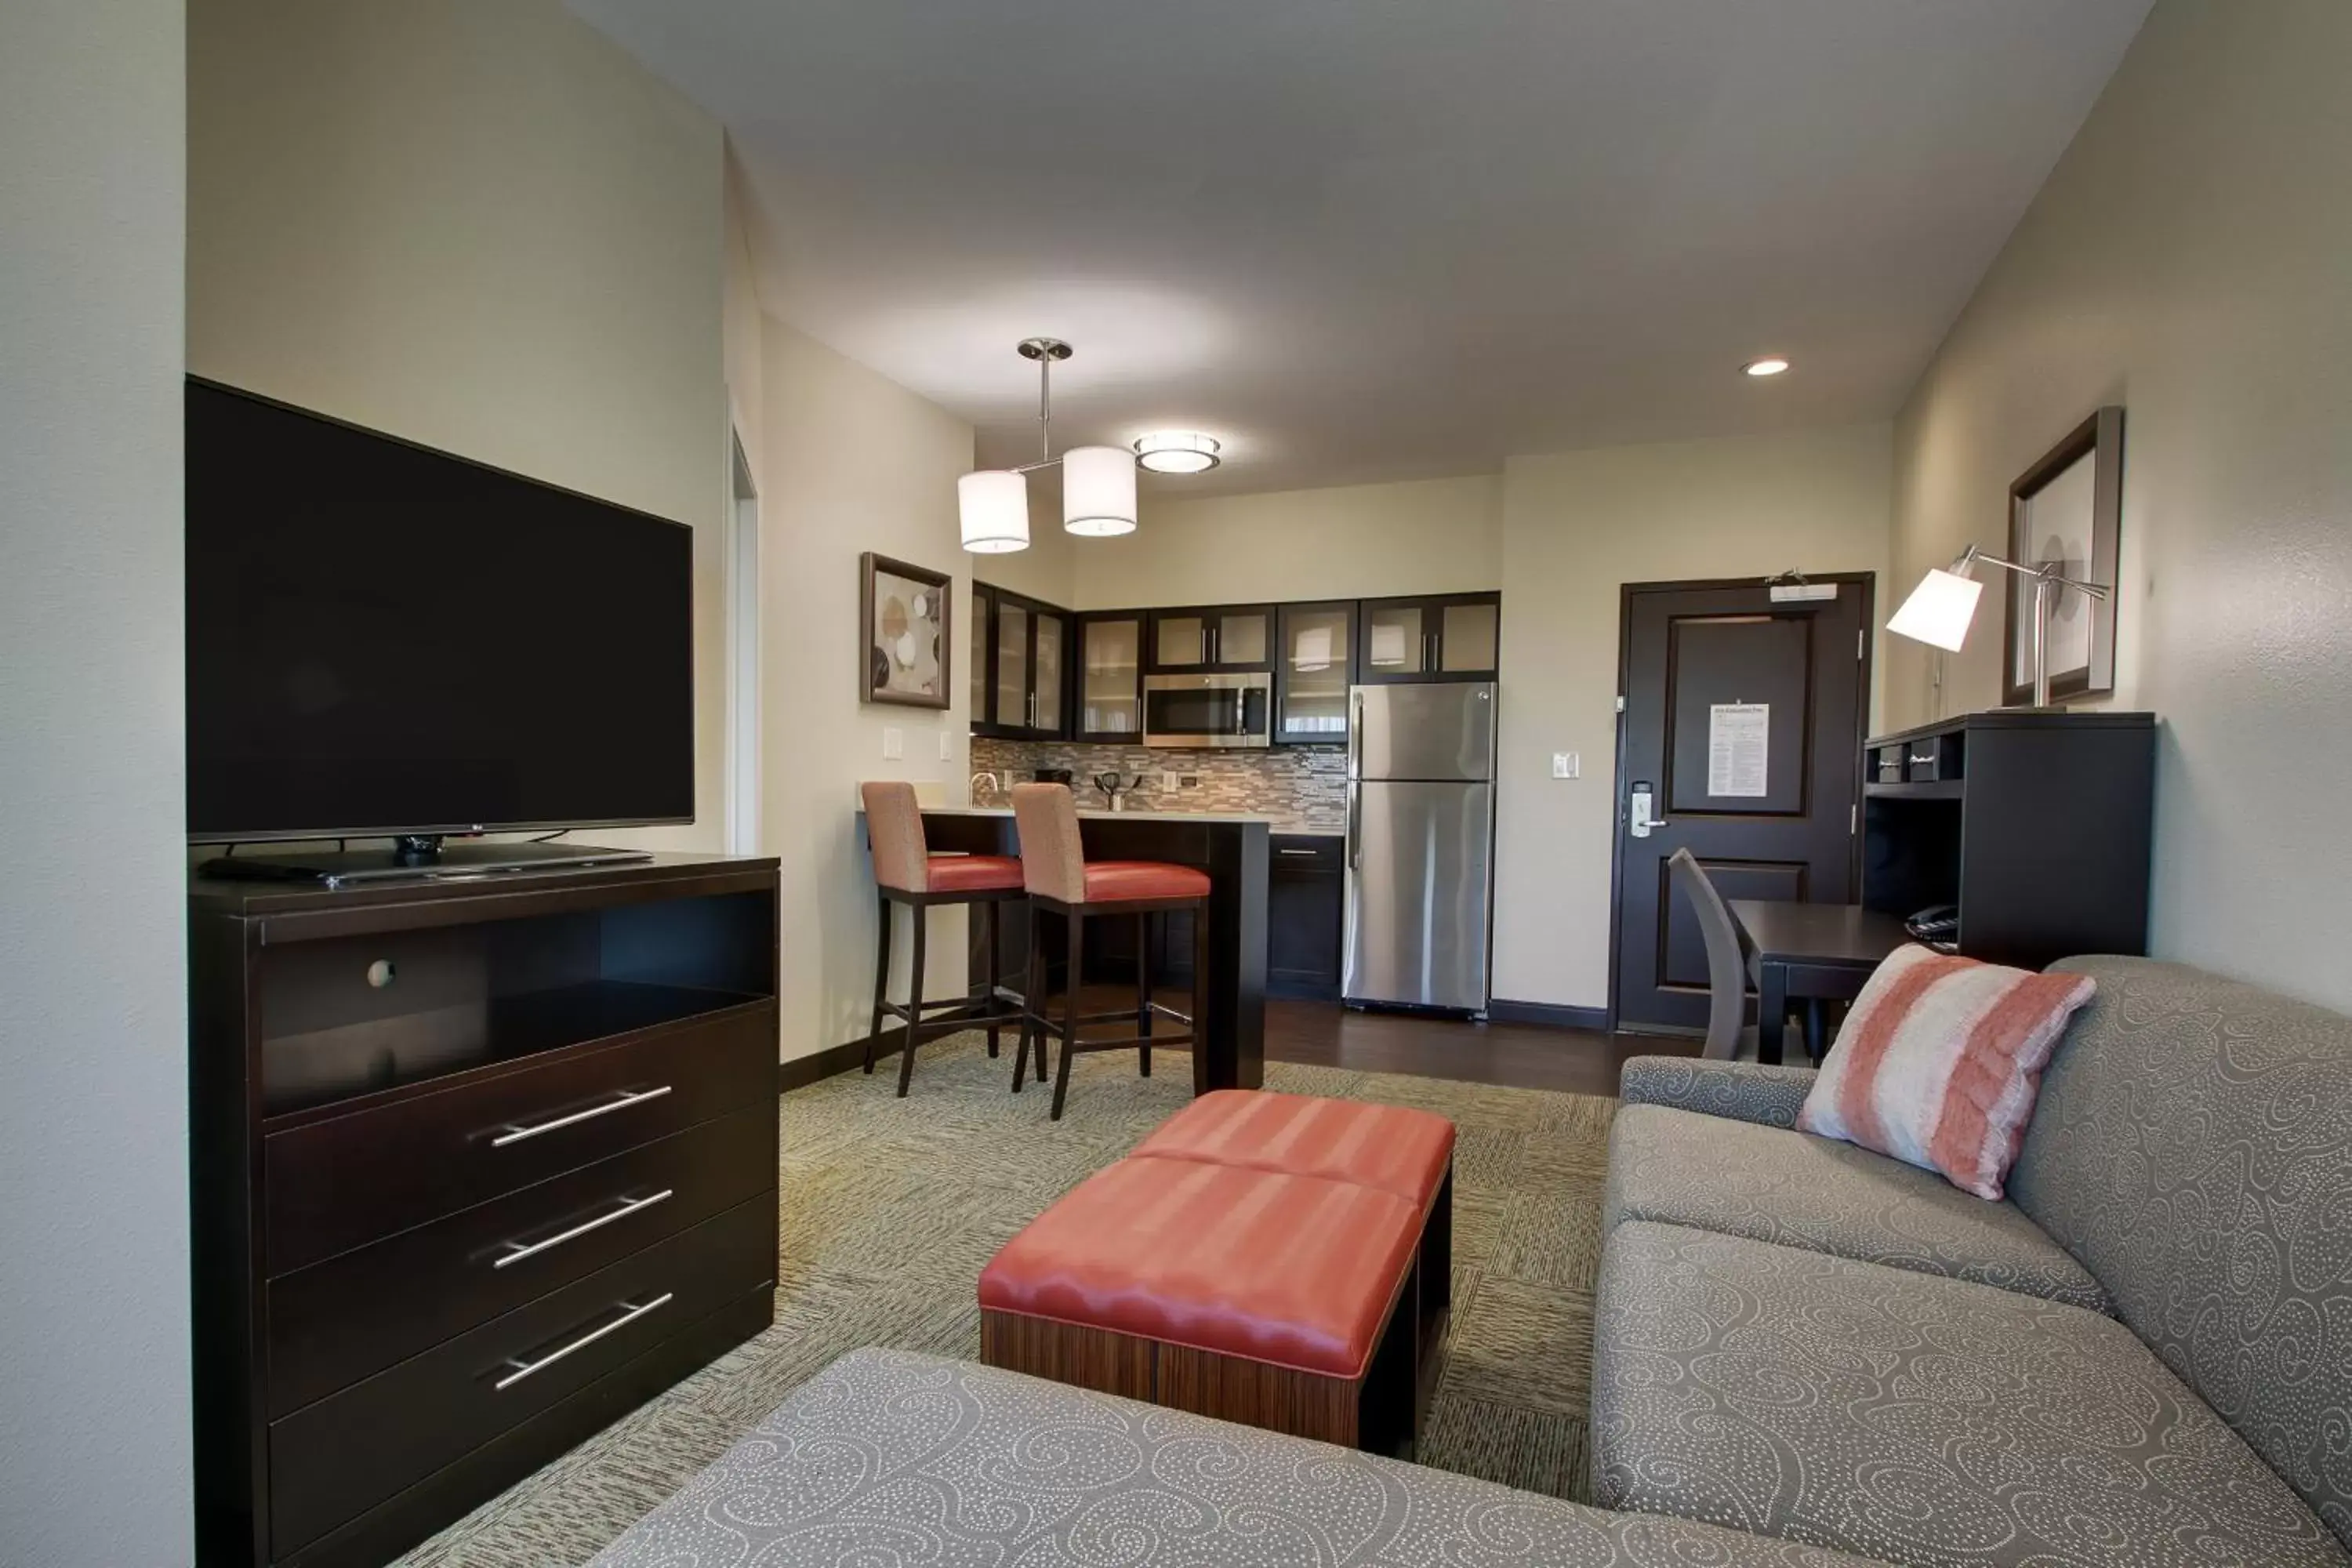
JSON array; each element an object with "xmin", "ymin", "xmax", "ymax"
[{"xmin": 186, "ymin": 379, "xmax": 695, "ymax": 842}]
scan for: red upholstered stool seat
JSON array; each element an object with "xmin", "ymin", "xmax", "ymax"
[
  {"xmin": 923, "ymin": 853, "xmax": 1025, "ymax": 894},
  {"xmin": 1132, "ymin": 1090, "xmax": 1455, "ymax": 1209},
  {"xmin": 1081, "ymin": 861, "xmax": 1212, "ymax": 902},
  {"xmin": 979, "ymin": 1157, "xmax": 1418, "ymax": 1379}
]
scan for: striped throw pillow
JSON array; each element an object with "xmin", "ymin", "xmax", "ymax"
[{"xmin": 1796, "ymin": 944, "xmax": 2096, "ymax": 1200}]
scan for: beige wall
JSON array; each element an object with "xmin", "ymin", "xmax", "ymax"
[
  {"xmin": 1494, "ymin": 423, "xmax": 1893, "ymax": 1010},
  {"xmin": 1073, "ymin": 474, "xmax": 1502, "ymax": 610},
  {"xmin": 1, "ymin": 2, "xmax": 191, "ymax": 1560},
  {"xmin": 1889, "ymin": 0, "xmax": 2352, "ymax": 1008},
  {"xmin": 188, "ymin": 0, "xmax": 731, "ymax": 855}
]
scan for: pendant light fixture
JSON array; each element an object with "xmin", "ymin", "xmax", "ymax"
[
  {"xmin": 958, "ymin": 338, "xmax": 1144, "ymax": 553},
  {"xmin": 1131, "ymin": 430, "xmax": 1222, "ymax": 474}
]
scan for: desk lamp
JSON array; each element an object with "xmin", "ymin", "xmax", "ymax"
[{"xmin": 1886, "ymin": 543, "xmax": 2111, "ymax": 710}]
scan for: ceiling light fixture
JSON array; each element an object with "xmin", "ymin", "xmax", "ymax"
[
  {"xmin": 1744, "ymin": 357, "xmax": 1791, "ymax": 377},
  {"xmin": 958, "ymin": 338, "xmax": 1145, "ymax": 553},
  {"xmin": 1131, "ymin": 430, "xmax": 1223, "ymax": 474}
]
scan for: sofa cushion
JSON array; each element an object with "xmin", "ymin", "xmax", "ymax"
[
  {"xmin": 1603, "ymin": 1104, "xmax": 2110, "ymax": 1312},
  {"xmin": 592, "ymin": 1346, "xmax": 1889, "ymax": 1567},
  {"xmin": 1592, "ymin": 1221, "xmax": 2349, "ymax": 1568},
  {"xmin": 1131, "ymin": 1088, "xmax": 1455, "ymax": 1207},
  {"xmin": 978, "ymin": 1156, "xmax": 1418, "ymax": 1378},
  {"xmin": 2015, "ymin": 956, "xmax": 2352, "ymax": 1548}
]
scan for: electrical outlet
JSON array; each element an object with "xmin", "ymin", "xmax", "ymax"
[
  {"xmin": 1160, "ymin": 771, "xmax": 1181, "ymax": 793},
  {"xmin": 881, "ymin": 727, "xmax": 903, "ymax": 760},
  {"xmin": 1552, "ymin": 751, "xmax": 1580, "ymax": 779}
]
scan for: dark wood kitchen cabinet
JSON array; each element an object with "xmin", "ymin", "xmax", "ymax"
[
  {"xmin": 1073, "ymin": 612, "xmax": 1145, "ymax": 742},
  {"xmin": 1274, "ymin": 601, "xmax": 1355, "ymax": 744},
  {"xmin": 1268, "ymin": 833, "xmax": 1345, "ymax": 998},
  {"xmin": 1146, "ymin": 604, "xmax": 1276, "ymax": 674},
  {"xmin": 975, "ymin": 583, "xmax": 1072, "ymax": 739},
  {"xmin": 1356, "ymin": 593, "xmax": 1501, "ymax": 684}
]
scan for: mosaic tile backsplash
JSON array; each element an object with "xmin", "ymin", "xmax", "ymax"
[{"xmin": 971, "ymin": 738, "xmax": 1347, "ymax": 833}]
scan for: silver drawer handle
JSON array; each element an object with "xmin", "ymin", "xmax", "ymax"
[
  {"xmin": 1276, "ymin": 847, "xmax": 1322, "ymax": 857},
  {"xmin": 490, "ymin": 1085, "xmax": 672, "ymax": 1148},
  {"xmin": 493, "ymin": 1293, "xmax": 672, "ymax": 1391},
  {"xmin": 492, "ymin": 1189, "xmax": 673, "ymax": 1270}
]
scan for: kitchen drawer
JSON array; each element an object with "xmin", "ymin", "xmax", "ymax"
[
  {"xmin": 1270, "ymin": 834, "xmax": 1345, "ymax": 873},
  {"xmin": 267, "ymin": 1102, "xmax": 776, "ymax": 1417},
  {"xmin": 269, "ymin": 1196, "xmax": 775, "ymax": 1557},
  {"xmin": 267, "ymin": 1003, "xmax": 775, "ymax": 1275}
]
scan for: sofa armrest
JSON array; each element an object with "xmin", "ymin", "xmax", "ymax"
[{"xmin": 1617, "ymin": 1056, "xmax": 1818, "ymax": 1129}]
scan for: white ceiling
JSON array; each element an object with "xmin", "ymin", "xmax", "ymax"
[{"xmin": 572, "ymin": 0, "xmax": 2151, "ymax": 496}]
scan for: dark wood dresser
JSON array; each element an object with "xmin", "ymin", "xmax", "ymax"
[{"xmin": 190, "ymin": 853, "xmax": 780, "ymax": 1568}]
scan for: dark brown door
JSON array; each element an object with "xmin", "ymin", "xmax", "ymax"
[{"xmin": 1611, "ymin": 576, "xmax": 1872, "ymax": 1033}]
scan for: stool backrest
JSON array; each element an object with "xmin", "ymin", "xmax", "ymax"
[
  {"xmin": 1009, "ymin": 782, "xmax": 1087, "ymax": 902},
  {"xmin": 1668, "ymin": 847, "xmax": 1746, "ymax": 1061},
  {"xmin": 860, "ymin": 781, "xmax": 930, "ymax": 893}
]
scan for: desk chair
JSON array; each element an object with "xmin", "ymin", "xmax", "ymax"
[{"xmin": 1668, "ymin": 848, "xmax": 1757, "ymax": 1062}]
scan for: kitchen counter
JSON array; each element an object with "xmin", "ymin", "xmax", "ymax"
[
  {"xmin": 949, "ymin": 804, "xmax": 1345, "ymax": 837},
  {"xmin": 911, "ymin": 806, "xmax": 1268, "ymax": 1093}
]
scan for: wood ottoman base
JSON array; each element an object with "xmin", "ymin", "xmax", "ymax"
[{"xmin": 982, "ymin": 1167, "xmax": 1450, "ymax": 1453}]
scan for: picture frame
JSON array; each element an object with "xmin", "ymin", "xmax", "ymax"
[
  {"xmin": 860, "ymin": 551, "xmax": 953, "ymax": 709},
  {"xmin": 2002, "ymin": 405, "xmax": 2123, "ymax": 708}
]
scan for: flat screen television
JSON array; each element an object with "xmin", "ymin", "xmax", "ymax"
[{"xmin": 186, "ymin": 378, "xmax": 694, "ymax": 867}]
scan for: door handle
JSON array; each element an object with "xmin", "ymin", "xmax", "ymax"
[{"xmin": 1628, "ymin": 783, "xmax": 1665, "ymax": 838}]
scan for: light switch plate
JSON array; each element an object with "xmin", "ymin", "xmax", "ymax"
[
  {"xmin": 882, "ymin": 728, "xmax": 904, "ymax": 760},
  {"xmin": 938, "ymin": 731, "xmax": 953, "ymax": 761},
  {"xmin": 1552, "ymin": 751, "xmax": 1580, "ymax": 779}
]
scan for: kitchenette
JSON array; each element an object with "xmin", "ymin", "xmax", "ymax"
[{"xmin": 968, "ymin": 586, "xmax": 1500, "ymax": 1013}]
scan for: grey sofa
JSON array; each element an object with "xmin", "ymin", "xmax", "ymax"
[
  {"xmin": 594, "ymin": 1345, "xmax": 1889, "ymax": 1566},
  {"xmin": 1595, "ymin": 955, "xmax": 2352, "ymax": 1568}
]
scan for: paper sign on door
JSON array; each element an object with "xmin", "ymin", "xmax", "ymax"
[{"xmin": 1708, "ymin": 703, "xmax": 1769, "ymax": 797}]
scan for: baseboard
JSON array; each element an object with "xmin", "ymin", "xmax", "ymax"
[
  {"xmin": 1486, "ymin": 998, "xmax": 1612, "ymax": 1033},
  {"xmin": 777, "ymin": 1037, "xmax": 870, "ymax": 1094}
]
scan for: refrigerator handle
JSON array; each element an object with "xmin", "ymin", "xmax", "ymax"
[
  {"xmin": 1347, "ymin": 792, "xmax": 1361, "ymax": 869},
  {"xmin": 1348, "ymin": 689, "xmax": 1366, "ymax": 779}
]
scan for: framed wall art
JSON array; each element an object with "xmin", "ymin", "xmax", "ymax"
[
  {"xmin": 2003, "ymin": 405, "xmax": 2123, "ymax": 707},
  {"xmin": 860, "ymin": 551, "xmax": 953, "ymax": 709}
]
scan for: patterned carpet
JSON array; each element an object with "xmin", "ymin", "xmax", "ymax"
[{"xmin": 397, "ymin": 1034, "xmax": 1618, "ymax": 1566}]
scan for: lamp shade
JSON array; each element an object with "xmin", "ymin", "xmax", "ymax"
[
  {"xmin": 959, "ymin": 470, "xmax": 1029, "ymax": 554},
  {"xmin": 1886, "ymin": 567, "xmax": 1984, "ymax": 652},
  {"xmin": 1061, "ymin": 445, "xmax": 1138, "ymax": 536}
]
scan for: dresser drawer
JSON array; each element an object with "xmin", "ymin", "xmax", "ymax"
[
  {"xmin": 267, "ymin": 1102, "xmax": 776, "ymax": 1417},
  {"xmin": 267, "ymin": 1003, "xmax": 775, "ymax": 1274},
  {"xmin": 268, "ymin": 1196, "xmax": 775, "ymax": 1557}
]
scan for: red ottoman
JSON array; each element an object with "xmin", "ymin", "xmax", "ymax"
[{"xmin": 979, "ymin": 1092, "xmax": 1455, "ymax": 1452}]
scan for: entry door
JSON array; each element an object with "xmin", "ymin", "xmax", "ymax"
[{"xmin": 1611, "ymin": 577, "xmax": 1871, "ymax": 1033}]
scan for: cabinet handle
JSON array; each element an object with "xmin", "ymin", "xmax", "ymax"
[
  {"xmin": 493, "ymin": 1293, "xmax": 672, "ymax": 1391},
  {"xmin": 492, "ymin": 1189, "xmax": 673, "ymax": 1269},
  {"xmin": 1277, "ymin": 848, "xmax": 1322, "ymax": 857},
  {"xmin": 490, "ymin": 1084, "xmax": 672, "ymax": 1148}
]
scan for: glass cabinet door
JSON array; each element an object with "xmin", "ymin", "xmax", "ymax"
[
  {"xmin": 1439, "ymin": 600, "xmax": 1500, "ymax": 673},
  {"xmin": 1154, "ymin": 613, "xmax": 1207, "ymax": 669},
  {"xmin": 969, "ymin": 590, "xmax": 991, "ymax": 723},
  {"xmin": 1277, "ymin": 604, "xmax": 1352, "ymax": 740},
  {"xmin": 995, "ymin": 601, "xmax": 1030, "ymax": 731},
  {"xmin": 1211, "ymin": 608, "xmax": 1269, "ymax": 668},
  {"xmin": 1033, "ymin": 612, "xmax": 1065, "ymax": 734},
  {"xmin": 1081, "ymin": 615, "xmax": 1142, "ymax": 737},
  {"xmin": 1361, "ymin": 602, "xmax": 1428, "ymax": 679}
]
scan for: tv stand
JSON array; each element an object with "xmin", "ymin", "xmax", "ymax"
[{"xmin": 200, "ymin": 837, "xmax": 654, "ymax": 887}]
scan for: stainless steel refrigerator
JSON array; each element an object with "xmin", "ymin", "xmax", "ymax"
[{"xmin": 1343, "ymin": 682, "xmax": 1497, "ymax": 1014}]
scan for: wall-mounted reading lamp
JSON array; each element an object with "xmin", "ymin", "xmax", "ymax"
[{"xmin": 1886, "ymin": 543, "xmax": 2111, "ymax": 710}]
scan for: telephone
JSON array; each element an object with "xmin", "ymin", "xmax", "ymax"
[{"xmin": 1905, "ymin": 903, "xmax": 1960, "ymax": 948}]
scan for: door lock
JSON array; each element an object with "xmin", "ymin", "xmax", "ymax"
[{"xmin": 1629, "ymin": 782, "xmax": 1662, "ymax": 838}]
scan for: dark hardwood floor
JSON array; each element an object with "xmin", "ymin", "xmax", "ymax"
[{"xmin": 1265, "ymin": 997, "xmax": 1697, "ymax": 1097}]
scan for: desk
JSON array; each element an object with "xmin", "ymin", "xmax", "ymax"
[{"xmin": 1727, "ymin": 899, "xmax": 1907, "ymax": 1065}]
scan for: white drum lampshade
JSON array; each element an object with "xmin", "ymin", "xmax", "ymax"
[
  {"xmin": 1886, "ymin": 566, "xmax": 1985, "ymax": 652},
  {"xmin": 958, "ymin": 469, "xmax": 1030, "ymax": 554},
  {"xmin": 1061, "ymin": 445, "xmax": 1138, "ymax": 537}
]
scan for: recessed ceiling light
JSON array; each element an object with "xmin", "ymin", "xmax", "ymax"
[
  {"xmin": 1131, "ymin": 431, "xmax": 1222, "ymax": 474},
  {"xmin": 1744, "ymin": 357, "xmax": 1791, "ymax": 377}
]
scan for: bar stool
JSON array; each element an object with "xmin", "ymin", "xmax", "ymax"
[
  {"xmin": 859, "ymin": 782, "xmax": 1026, "ymax": 1096},
  {"xmin": 1007, "ymin": 782, "xmax": 1211, "ymax": 1121}
]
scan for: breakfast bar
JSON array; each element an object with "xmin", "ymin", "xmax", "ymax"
[{"xmin": 916, "ymin": 806, "xmax": 1269, "ymax": 1093}]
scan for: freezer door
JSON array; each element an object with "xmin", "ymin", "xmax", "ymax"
[
  {"xmin": 1344, "ymin": 779, "xmax": 1494, "ymax": 1010},
  {"xmin": 1352, "ymin": 683, "xmax": 1496, "ymax": 782}
]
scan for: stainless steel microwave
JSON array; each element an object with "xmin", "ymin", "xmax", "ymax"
[{"xmin": 1143, "ymin": 672, "xmax": 1272, "ymax": 748}]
